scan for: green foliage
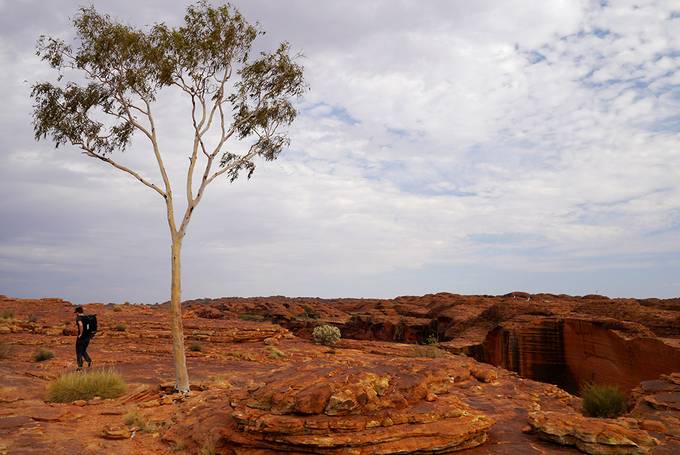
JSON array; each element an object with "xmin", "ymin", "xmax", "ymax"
[
  {"xmin": 422, "ymin": 333, "xmax": 439, "ymax": 345},
  {"xmin": 47, "ymin": 368, "xmax": 127, "ymax": 402},
  {"xmin": 268, "ymin": 346, "xmax": 285, "ymax": 359},
  {"xmin": 312, "ymin": 324, "xmax": 341, "ymax": 346},
  {"xmin": 31, "ymin": 1, "xmax": 306, "ymax": 182},
  {"xmin": 28, "ymin": 314, "xmax": 39, "ymax": 323},
  {"xmin": 113, "ymin": 306, "xmax": 123, "ymax": 312},
  {"xmin": 0, "ymin": 310, "xmax": 13, "ymax": 320},
  {"xmin": 581, "ymin": 383, "xmax": 628, "ymax": 418},
  {"xmin": 301, "ymin": 305, "xmax": 319, "ymax": 319},
  {"xmin": 188, "ymin": 342, "xmax": 203, "ymax": 352},
  {"xmin": 34, "ymin": 348, "xmax": 55, "ymax": 362},
  {"xmin": 114, "ymin": 323, "xmax": 127, "ymax": 332}
]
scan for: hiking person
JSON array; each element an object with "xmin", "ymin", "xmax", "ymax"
[{"xmin": 74, "ymin": 306, "xmax": 95, "ymax": 370}]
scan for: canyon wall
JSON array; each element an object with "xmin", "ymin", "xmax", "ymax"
[{"xmin": 476, "ymin": 316, "xmax": 680, "ymax": 393}]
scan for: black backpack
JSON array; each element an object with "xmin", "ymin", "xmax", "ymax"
[{"xmin": 80, "ymin": 314, "xmax": 97, "ymax": 337}]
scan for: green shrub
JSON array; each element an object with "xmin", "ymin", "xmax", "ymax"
[
  {"xmin": 268, "ymin": 346, "xmax": 285, "ymax": 359},
  {"xmin": 312, "ymin": 324, "xmax": 341, "ymax": 346},
  {"xmin": 28, "ymin": 314, "xmax": 39, "ymax": 323},
  {"xmin": 0, "ymin": 310, "xmax": 13, "ymax": 320},
  {"xmin": 114, "ymin": 324, "xmax": 127, "ymax": 332},
  {"xmin": 581, "ymin": 382, "xmax": 628, "ymax": 418},
  {"xmin": 113, "ymin": 306, "xmax": 123, "ymax": 312},
  {"xmin": 34, "ymin": 348, "xmax": 54, "ymax": 362},
  {"xmin": 47, "ymin": 368, "xmax": 127, "ymax": 402},
  {"xmin": 301, "ymin": 305, "xmax": 319, "ymax": 319},
  {"xmin": 188, "ymin": 342, "xmax": 202, "ymax": 352},
  {"xmin": 0, "ymin": 341, "xmax": 11, "ymax": 359},
  {"xmin": 422, "ymin": 333, "xmax": 438, "ymax": 345}
]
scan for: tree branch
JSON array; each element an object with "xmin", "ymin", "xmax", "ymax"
[{"xmin": 80, "ymin": 148, "xmax": 166, "ymax": 198}]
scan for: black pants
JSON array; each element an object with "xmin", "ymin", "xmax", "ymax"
[{"xmin": 76, "ymin": 336, "xmax": 92, "ymax": 368}]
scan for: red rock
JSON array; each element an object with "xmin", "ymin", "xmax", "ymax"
[{"xmin": 528, "ymin": 410, "xmax": 658, "ymax": 454}]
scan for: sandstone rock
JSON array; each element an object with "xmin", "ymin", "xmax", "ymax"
[
  {"xmin": 528, "ymin": 410, "xmax": 658, "ymax": 454},
  {"xmin": 639, "ymin": 419, "xmax": 667, "ymax": 433},
  {"xmin": 101, "ymin": 424, "xmax": 131, "ymax": 440}
]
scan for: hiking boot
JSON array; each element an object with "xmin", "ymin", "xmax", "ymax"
[{"xmin": 87, "ymin": 360, "xmax": 92, "ymax": 368}]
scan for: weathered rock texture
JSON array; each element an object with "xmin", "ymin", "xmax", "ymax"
[
  {"xmin": 183, "ymin": 293, "xmax": 680, "ymax": 394},
  {"xmin": 1, "ymin": 293, "xmax": 679, "ymax": 454}
]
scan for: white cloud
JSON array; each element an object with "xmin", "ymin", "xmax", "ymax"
[{"xmin": 1, "ymin": 0, "xmax": 679, "ymax": 301}]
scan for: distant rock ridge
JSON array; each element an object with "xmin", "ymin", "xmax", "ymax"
[{"xmin": 184, "ymin": 292, "xmax": 680, "ymax": 393}]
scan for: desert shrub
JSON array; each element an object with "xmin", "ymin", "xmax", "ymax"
[
  {"xmin": 28, "ymin": 314, "xmax": 39, "ymax": 323},
  {"xmin": 199, "ymin": 435, "xmax": 218, "ymax": 455},
  {"xmin": 114, "ymin": 323, "xmax": 127, "ymax": 332},
  {"xmin": 123, "ymin": 411, "xmax": 157, "ymax": 432},
  {"xmin": 47, "ymin": 368, "xmax": 127, "ymax": 402},
  {"xmin": 0, "ymin": 341, "xmax": 11, "ymax": 359},
  {"xmin": 411, "ymin": 346, "xmax": 447, "ymax": 358},
  {"xmin": 113, "ymin": 306, "xmax": 123, "ymax": 312},
  {"xmin": 422, "ymin": 333, "xmax": 438, "ymax": 345},
  {"xmin": 0, "ymin": 310, "xmax": 13, "ymax": 320},
  {"xmin": 581, "ymin": 382, "xmax": 628, "ymax": 418},
  {"xmin": 268, "ymin": 346, "xmax": 285, "ymax": 359},
  {"xmin": 34, "ymin": 348, "xmax": 54, "ymax": 362},
  {"xmin": 301, "ymin": 305, "xmax": 319, "ymax": 319},
  {"xmin": 238, "ymin": 313, "xmax": 261, "ymax": 321},
  {"xmin": 312, "ymin": 324, "xmax": 341, "ymax": 346},
  {"xmin": 188, "ymin": 342, "xmax": 203, "ymax": 352}
]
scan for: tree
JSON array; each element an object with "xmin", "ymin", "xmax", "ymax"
[{"xmin": 31, "ymin": 1, "xmax": 305, "ymax": 392}]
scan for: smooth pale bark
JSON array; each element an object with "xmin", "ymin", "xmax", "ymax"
[{"xmin": 170, "ymin": 236, "xmax": 190, "ymax": 392}]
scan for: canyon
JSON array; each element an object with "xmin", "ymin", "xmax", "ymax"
[{"xmin": 0, "ymin": 292, "xmax": 679, "ymax": 454}]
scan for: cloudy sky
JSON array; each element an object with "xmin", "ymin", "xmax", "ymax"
[{"xmin": 1, "ymin": 0, "xmax": 679, "ymax": 304}]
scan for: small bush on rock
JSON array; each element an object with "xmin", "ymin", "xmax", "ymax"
[
  {"xmin": 581, "ymin": 382, "xmax": 627, "ymax": 418},
  {"xmin": 123, "ymin": 411, "xmax": 157, "ymax": 433},
  {"xmin": 34, "ymin": 348, "xmax": 54, "ymax": 362},
  {"xmin": 312, "ymin": 324, "xmax": 341, "ymax": 346},
  {"xmin": 47, "ymin": 368, "xmax": 127, "ymax": 402},
  {"xmin": 188, "ymin": 342, "xmax": 203, "ymax": 352},
  {"xmin": 114, "ymin": 324, "xmax": 127, "ymax": 332}
]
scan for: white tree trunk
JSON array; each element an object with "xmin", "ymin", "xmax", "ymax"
[{"xmin": 170, "ymin": 236, "xmax": 190, "ymax": 392}]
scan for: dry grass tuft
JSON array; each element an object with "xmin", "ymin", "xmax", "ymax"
[
  {"xmin": 34, "ymin": 348, "xmax": 54, "ymax": 362},
  {"xmin": 47, "ymin": 368, "xmax": 127, "ymax": 402},
  {"xmin": 581, "ymin": 382, "xmax": 628, "ymax": 418}
]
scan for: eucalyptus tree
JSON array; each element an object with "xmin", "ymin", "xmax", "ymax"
[{"xmin": 31, "ymin": 2, "xmax": 305, "ymax": 392}]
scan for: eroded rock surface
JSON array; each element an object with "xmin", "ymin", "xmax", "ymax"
[{"xmin": 1, "ymin": 293, "xmax": 679, "ymax": 454}]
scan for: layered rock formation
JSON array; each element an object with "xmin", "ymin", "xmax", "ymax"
[
  {"xmin": 184, "ymin": 293, "xmax": 680, "ymax": 394},
  {"xmin": 1, "ymin": 293, "xmax": 680, "ymax": 454}
]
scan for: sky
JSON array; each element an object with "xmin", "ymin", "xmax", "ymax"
[{"xmin": 1, "ymin": 0, "xmax": 679, "ymax": 304}]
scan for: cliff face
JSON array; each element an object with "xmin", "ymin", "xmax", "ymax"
[{"xmin": 476, "ymin": 316, "xmax": 680, "ymax": 393}]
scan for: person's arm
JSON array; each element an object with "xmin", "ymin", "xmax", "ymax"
[{"xmin": 77, "ymin": 319, "xmax": 83, "ymax": 338}]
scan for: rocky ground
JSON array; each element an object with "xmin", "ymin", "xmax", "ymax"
[{"xmin": 0, "ymin": 293, "xmax": 679, "ymax": 454}]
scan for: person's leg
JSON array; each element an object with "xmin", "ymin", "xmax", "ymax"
[
  {"xmin": 82, "ymin": 336, "xmax": 92, "ymax": 367},
  {"xmin": 76, "ymin": 338, "xmax": 84, "ymax": 369}
]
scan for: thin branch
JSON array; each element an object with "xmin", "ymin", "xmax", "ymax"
[{"xmin": 80, "ymin": 147, "xmax": 166, "ymax": 198}]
